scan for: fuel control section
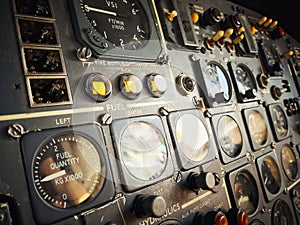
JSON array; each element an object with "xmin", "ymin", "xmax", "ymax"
[{"xmin": 1, "ymin": 0, "xmax": 300, "ymax": 225}]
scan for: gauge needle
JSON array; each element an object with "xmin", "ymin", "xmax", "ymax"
[
  {"xmin": 84, "ymin": 5, "xmax": 117, "ymax": 16},
  {"xmin": 40, "ymin": 170, "xmax": 66, "ymax": 182}
]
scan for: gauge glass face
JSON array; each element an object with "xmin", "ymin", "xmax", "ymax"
[
  {"xmin": 250, "ymin": 220, "xmax": 265, "ymax": 225},
  {"xmin": 33, "ymin": 133, "xmax": 105, "ymax": 209},
  {"xmin": 175, "ymin": 113, "xmax": 209, "ymax": 162},
  {"xmin": 271, "ymin": 105, "xmax": 288, "ymax": 138},
  {"xmin": 261, "ymin": 156, "xmax": 281, "ymax": 195},
  {"xmin": 80, "ymin": 0, "xmax": 150, "ymax": 50},
  {"xmin": 262, "ymin": 42, "xmax": 280, "ymax": 67},
  {"xmin": 120, "ymin": 121, "xmax": 168, "ymax": 181},
  {"xmin": 235, "ymin": 64, "xmax": 256, "ymax": 95},
  {"xmin": 247, "ymin": 110, "xmax": 268, "ymax": 145},
  {"xmin": 217, "ymin": 115, "xmax": 243, "ymax": 157},
  {"xmin": 281, "ymin": 145, "xmax": 298, "ymax": 180},
  {"xmin": 234, "ymin": 170, "xmax": 259, "ymax": 215},
  {"xmin": 272, "ymin": 200, "xmax": 293, "ymax": 225},
  {"xmin": 203, "ymin": 62, "xmax": 231, "ymax": 102}
]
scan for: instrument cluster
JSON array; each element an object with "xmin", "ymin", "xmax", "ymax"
[{"xmin": 1, "ymin": 0, "xmax": 300, "ymax": 225}]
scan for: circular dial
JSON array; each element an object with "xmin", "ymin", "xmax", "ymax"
[
  {"xmin": 272, "ymin": 199, "xmax": 293, "ymax": 225},
  {"xmin": 235, "ymin": 64, "xmax": 256, "ymax": 97},
  {"xmin": 270, "ymin": 105, "xmax": 288, "ymax": 139},
  {"xmin": 250, "ymin": 220, "xmax": 265, "ymax": 225},
  {"xmin": 234, "ymin": 170, "xmax": 259, "ymax": 215},
  {"xmin": 281, "ymin": 145, "xmax": 298, "ymax": 180},
  {"xmin": 120, "ymin": 121, "xmax": 168, "ymax": 181},
  {"xmin": 175, "ymin": 113, "xmax": 209, "ymax": 162},
  {"xmin": 33, "ymin": 133, "xmax": 105, "ymax": 209},
  {"xmin": 81, "ymin": 0, "xmax": 150, "ymax": 50},
  {"xmin": 247, "ymin": 110, "xmax": 268, "ymax": 145},
  {"xmin": 203, "ymin": 62, "xmax": 231, "ymax": 103},
  {"xmin": 261, "ymin": 155, "xmax": 281, "ymax": 195},
  {"xmin": 217, "ymin": 115, "xmax": 243, "ymax": 158},
  {"xmin": 261, "ymin": 42, "xmax": 280, "ymax": 67}
]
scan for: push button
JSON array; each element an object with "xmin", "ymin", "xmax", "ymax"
[
  {"xmin": 85, "ymin": 73, "xmax": 112, "ymax": 102},
  {"xmin": 147, "ymin": 73, "xmax": 168, "ymax": 97},
  {"xmin": 119, "ymin": 73, "xmax": 143, "ymax": 99}
]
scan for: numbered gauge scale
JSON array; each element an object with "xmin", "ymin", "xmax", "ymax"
[
  {"xmin": 68, "ymin": 0, "xmax": 162, "ymax": 60},
  {"xmin": 20, "ymin": 125, "xmax": 114, "ymax": 225}
]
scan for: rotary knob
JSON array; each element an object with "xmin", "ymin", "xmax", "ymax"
[
  {"xmin": 132, "ymin": 195, "xmax": 167, "ymax": 218},
  {"xmin": 188, "ymin": 172, "xmax": 218, "ymax": 191}
]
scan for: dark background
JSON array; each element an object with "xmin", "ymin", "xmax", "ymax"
[{"xmin": 230, "ymin": 0, "xmax": 300, "ymax": 41}]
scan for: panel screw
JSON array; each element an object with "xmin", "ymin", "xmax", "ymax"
[
  {"xmin": 204, "ymin": 110, "xmax": 212, "ymax": 118},
  {"xmin": 159, "ymin": 106, "xmax": 169, "ymax": 116},
  {"xmin": 173, "ymin": 171, "xmax": 182, "ymax": 183},
  {"xmin": 8, "ymin": 123, "xmax": 27, "ymax": 139},
  {"xmin": 101, "ymin": 42, "xmax": 109, "ymax": 49},
  {"xmin": 99, "ymin": 113, "xmax": 112, "ymax": 125},
  {"xmin": 77, "ymin": 47, "xmax": 92, "ymax": 61}
]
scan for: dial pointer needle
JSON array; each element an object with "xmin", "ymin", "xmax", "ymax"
[
  {"xmin": 40, "ymin": 170, "xmax": 66, "ymax": 182},
  {"xmin": 85, "ymin": 5, "xmax": 117, "ymax": 16}
]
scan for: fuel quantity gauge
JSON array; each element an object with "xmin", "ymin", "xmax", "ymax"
[{"xmin": 21, "ymin": 125, "xmax": 114, "ymax": 225}]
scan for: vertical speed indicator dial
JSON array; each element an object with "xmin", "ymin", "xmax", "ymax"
[
  {"xmin": 81, "ymin": 0, "xmax": 150, "ymax": 50},
  {"xmin": 33, "ymin": 133, "xmax": 105, "ymax": 209}
]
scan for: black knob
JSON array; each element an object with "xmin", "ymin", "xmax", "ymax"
[
  {"xmin": 133, "ymin": 195, "xmax": 166, "ymax": 218},
  {"xmin": 272, "ymin": 61, "xmax": 284, "ymax": 73},
  {"xmin": 225, "ymin": 14, "xmax": 241, "ymax": 29},
  {"xmin": 188, "ymin": 172, "xmax": 216, "ymax": 191},
  {"xmin": 244, "ymin": 89, "xmax": 257, "ymax": 99},
  {"xmin": 202, "ymin": 7, "xmax": 222, "ymax": 26}
]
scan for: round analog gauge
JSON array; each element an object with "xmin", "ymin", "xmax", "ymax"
[
  {"xmin": 175, "ymin": 113, "xmax": 209, "ymax": 162},
  {"xmin": 233, "ymin": 170, "xmax": 259, "ymax": 215},
  {"xmin": 120, "ymin": 121, "xmax": 168, "ymax": 181},
  {"xmin": 250, "ymin": 220, "xmax": 265, "ymax": 225},
  {"xmin": 270, "ymin": 105, "xmax": 288, "ymax": 139},
  {"xmin": 247, "ymin": 110, "xmax": 268, "ymax": 146},
  {"xmin": 261, "ymin": 42, "xmax": 280, "ymax": 68},
  {"xmin": 235, "ymin": 64, "xmax": 256, "ymax": 97},
  {"xmin": 261, "ymin": 156, "xmax": 281, "ymax": 195},
  {"xmin": 281, "ymin": 145, "xmax": 298, "ymax": 180},
  {"xmin": 203, "ymin": 62, "xmax": 231, "ymax": 103},
  {"xmin": 293, "ymin": 188, "xmax": 300, "ymax": 213},
  {"xmin": 217, "ymin": 115, "xmax": 243, "ymax": 158},
  {"xmin": 272, "ymin": 199, "xmax": 293, "ymax": 225},
  {"xmin": 80, "ymin": 0, "xmax": 150, "ymax": 50},
  {"xmin": 33, "ymin": 133, "xmax": 105, "ymax": 209}
]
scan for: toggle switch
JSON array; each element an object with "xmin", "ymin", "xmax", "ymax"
[
  {"xmin": 224, "ymin": 28, "xmax": 234, "ymax": 38},
  {"xmin": 212, "ymin": 30, "xmax": 225, "ymax": 42},
  {"xmin": 257, "ymin": 16, "xmax": 267, "ymax": 26},
  {"xmin": 232, "ymin": 34, "xmax": 244, "ymax": 45},
  {"xmin": 167, "ymin": 10, "xmax": 178, "ymax": 22}
]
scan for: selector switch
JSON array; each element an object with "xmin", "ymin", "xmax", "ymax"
[
  {"xmin": 188, "ymin": 172, "xmax": 217, "ymax": 191},
  {"xmin": 119, "ymin": 73, "xmax": 143, "ymax": 99},
  {"xmin": 133, "ymin": 195, "xmax": 167, "ymax": 218}
]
